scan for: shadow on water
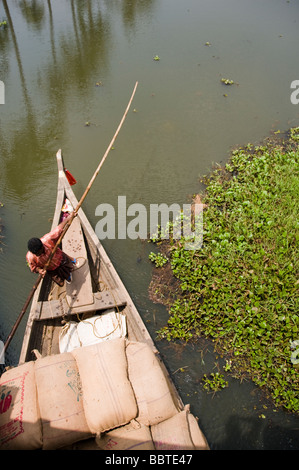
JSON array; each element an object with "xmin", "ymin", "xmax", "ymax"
[{"xmin": 154, "ymin": 338, "xmax": 299, "ymax": 450}]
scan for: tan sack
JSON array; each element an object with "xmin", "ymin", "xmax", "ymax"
[
  {"xmin": 96, "ymin": 421, "xmax": 155, "ymax": 451},
  {"xmin": 188, "ymin": 412, "xmax": 209, "ymax": 450},
  {"xmin": 151, "ymin": 408, "xmax": 197, "ymax": 450},
  {"xmin": 35, "ymin": 353, "xmax": 91, "ymax": 450},
  {"xmin": 0, "ymin": 361, "xmax": 42, "ymax": 450},
  {"xmin": 72, "ymin": 338, "xmax": 137, "ymax": 434},
  {"xmin": 126, "ymin": 341, "xmax": 179, "ymax": 425}
]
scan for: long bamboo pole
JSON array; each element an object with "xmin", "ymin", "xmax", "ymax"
[{"xmin": 4, "ymin": 81, "xmax": 138, "ymax": 354}]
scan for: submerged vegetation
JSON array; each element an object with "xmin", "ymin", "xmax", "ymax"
[{"xmin": 149, "ymin": 128, "xmax": 299, "ymax": 412}]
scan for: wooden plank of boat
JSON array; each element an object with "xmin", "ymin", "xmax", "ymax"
[
  {"xmin": 34, "ymin": 293, "xmax": 127, "ymax": 321},
  {"xmin": 62, "ymin": 215, "xmax": 94, "ymax": 308}
]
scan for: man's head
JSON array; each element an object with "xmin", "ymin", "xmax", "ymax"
[{"xmin": 27, "ymin": 238, "xmax": 44, "ymax": 255}]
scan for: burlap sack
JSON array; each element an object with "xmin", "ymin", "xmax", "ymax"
[
  {"xmin": 72, "ymin": 338, "xmax": 137, "ymax": 434},
  {"xmin": 126, "ymin": 341, "xmax": 179, "ymax": 425},
  {"xmin": 96, "ymin": 421, "xmax": 155, "ymax": 451},
  {"xmin": 0, "ymin": 361, "xmax": 42, "ymax": 450},
  {"xmin": 151, "ymin": 409, "xmax": 196, "ymax": 450},
  {"xmin": 188, "ymin": 412, "xmax": 209, "ymax": 450},
  {"xmin": 35, "ymin": 352, "xmax": 91, "ymax": 449}
]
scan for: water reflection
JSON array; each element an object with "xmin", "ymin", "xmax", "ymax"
[
  {"xmin": 0, "ymin": 0, "xmax": 298, "ymax": 450},
  {"xmin": 0, "ymin": 0, "xmax": 158, "ymax": 200},
  {"xmin": 18, "ymin": 0, "xmax": 45, "ymax": 31}
]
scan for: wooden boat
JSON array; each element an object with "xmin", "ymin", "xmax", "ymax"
[
  {"xmin": 13, "ymin": 149, "xmax": 209, "ymax": 450},
  {"xmin": 20, "ymin": 149, "xmax": 157, "ymax": 364}
]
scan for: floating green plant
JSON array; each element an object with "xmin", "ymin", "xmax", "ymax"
[
  {"xmin": 152, "ymin": 128, "xmax": 299, "ymax": 412},
  {"xmin": 290, "ymin": 126, "xmax": 299, "ymax": 141},
  {"xmin": 202, "ymin": 373, "xmax": 228, "ymax": 392},
  {"xmin": 221, "ymin": 78, "xmax": 234, "ymax": 85},
  {"xmin": 149, "ymin": 252, "xmax": 168, "ymax": 268}
]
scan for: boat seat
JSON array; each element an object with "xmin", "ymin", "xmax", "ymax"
[
  {"xmin": 34, "ymin": 292, "xmax": 127, "ymax": 320},
  {"xmin": 62, "ymin": 216, "xmax": 94, "ymax": 308}
]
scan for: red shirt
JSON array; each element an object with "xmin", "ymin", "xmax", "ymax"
[{"xmin": 26, "ymin": 223, "xmax": 64, "ymax": 273}]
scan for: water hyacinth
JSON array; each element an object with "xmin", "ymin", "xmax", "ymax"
[{"xmin": 150, "ymin": 128, "xmax": 299, "ymax": 412}]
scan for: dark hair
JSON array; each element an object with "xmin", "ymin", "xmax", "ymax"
[{"xmin": 27, "ymin": 237, "xmax": 43, "ymax": 255}]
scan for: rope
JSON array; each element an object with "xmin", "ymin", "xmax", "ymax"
[{"xmin": 74, "ymin": 279, "xmax": 124, "ymax": 340}]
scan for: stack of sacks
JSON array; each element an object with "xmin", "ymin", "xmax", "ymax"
[
  {"xmin": 70, "ymin": 408, "xmax": 208, "ymax": 450},
  {"xmin": 94, "ymin": 339, "xmax": 180, "ymax": 451},
  {"xmin": 95, "ymin": 408, "xmax": 209, "ymax": 451},
  {"xmin": 95, "ymin": 340, "xmax": 209, "ymax": 451},
  {"xmin": 0, "ymin": 337, "xmax": 208, "ymax": 450},
  {"xmin": 0, "ymin": 338, "xmax": 139, "ymax": 450}
]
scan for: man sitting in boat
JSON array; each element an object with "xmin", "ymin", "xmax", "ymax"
[{"xmin": 26, "ymin": 212, "xmax": 77, "ymax": 287}]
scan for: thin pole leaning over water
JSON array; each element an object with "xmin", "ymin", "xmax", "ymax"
[{"xmin": 4, "ymin": 81, "xmax": 139, "ymax": 355}]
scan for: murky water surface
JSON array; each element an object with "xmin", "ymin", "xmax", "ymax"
[{"xmin": 0, "ymin": 0, "xmax": 298, "ymax": 449}]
